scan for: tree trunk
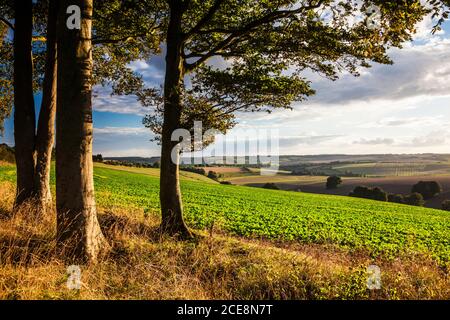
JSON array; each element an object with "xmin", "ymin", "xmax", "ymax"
[
  {"xmin": 56, "ymin": 0, "xmax": 108, "ymax": 262},
  {"xmin": 13, "ymin": 0, "xmax": 36, "ymax": 206},
  {"xmin": 35, "ymin": 0, "xmax": 58, "ymax": 215},
  {"xmin": 159, "ymin": 5, "xmax": 191, "ymax": 238}
]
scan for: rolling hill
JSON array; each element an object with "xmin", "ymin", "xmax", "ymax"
[{"xmin": 1, "ymin": 162, "xmax": 448, "ymax": 267}]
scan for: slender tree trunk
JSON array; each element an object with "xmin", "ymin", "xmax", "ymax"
[
  {"xmin": 13, "ymin": 0, "xmax": 36, "ymax": 206},
  {"xmin": 159, "ymin": 4, "xmax": 191, "ymax": 238},
  {"xmin": 56, "ymin": 0, "xmax": 108, "ymax": 262},
  {"xmin": 35, "ymin": 0, "xmax": 58, "ymax": 215}
]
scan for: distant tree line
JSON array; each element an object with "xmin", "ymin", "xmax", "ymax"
[{"xmin": 349, "ymin": 181, "xmax": 445, "ymax": 208}]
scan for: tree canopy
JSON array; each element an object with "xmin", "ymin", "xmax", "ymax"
[{"xmin": 134, "ymin": 0, "xmax": 429, "ymax": 147}]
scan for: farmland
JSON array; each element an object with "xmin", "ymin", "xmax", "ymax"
[{"xmin": 1, "ymin": 163, "xmax": 448, "ymax": 268}]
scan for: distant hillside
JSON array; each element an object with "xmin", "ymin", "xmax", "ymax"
[
  {"xmin": 104, "ymin": 156, "xmax": 160, "ymax": 164},
  {"xmin": 0, "ymin": 144, "xmax": 14, "ymax": 163}
]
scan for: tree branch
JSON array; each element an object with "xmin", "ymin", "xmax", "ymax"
[
  {"xmin": 185, "ymin": 0, "xmax": 225, "ymax": 38},
  {"xmin": 185, "ymin": 0, "xmax": 325, "ymax": 72},
  {"xmin": 92, "ymin": 33, "xmax": 150, "ymax": 45},
  {"xmin": 0, "ymin": 17, "xmax": 14, "ymax": 31}
]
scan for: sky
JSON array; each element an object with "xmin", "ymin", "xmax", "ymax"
[{"xmin": 1, "ymin": 16, "xmax": 450, "ymax": 157}]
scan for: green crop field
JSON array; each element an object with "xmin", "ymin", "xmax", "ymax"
[{"xmin": 0, "ymin": 163, "xmax": 449, "ymax": 267}]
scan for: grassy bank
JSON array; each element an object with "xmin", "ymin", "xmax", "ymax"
[{"xmin": 0, "ymin": 163, "xmax": 448, "ymax": 299}]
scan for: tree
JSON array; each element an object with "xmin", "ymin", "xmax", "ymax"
[
  {"xmin": 34, "ymin": 0, "xmax": 58, "ymax": 214},
  {"xmin": 0, "ymin": 22, "xmax": 12, "ymax": 133},
  {"xmin": 93, "ymin": 154, "xmax": 104, "ymax": 162},
  {"xmin": 441, "ymin": 200, "xmax": 450, "ymax": 211},
  {"xmin": 411, "ymin": 181, "xmax": 442, "ymax": 200},
  {"xmin": 1, "ymin": 0, "xmax": 159, "ymax": 214},
  {"xmin": 349, "ymin": 186, "xmax": 388, "ymax": 202},
  {"xmin": 429, "ymin": 0, "xmax": 450, "ymax": 33},
  {"xmin": 55, "ymin": 0, "xmax": 108, "ymax": 262},
  {"xmin": 405, "ymin": 193, "xmax": 425, "ymax": 207},
  {"xmin": 12, "ymin": 0, "xmax": 36, "ymax": 206},
  {"xmin": 207, "ymin": 170, "xmax": 219, "ymax": 180},
  {"xmin": 0, "ymin": 0, "xmax": 58, "ymax": 212},
  {"xmin": 326, "ymin": 176, "xmax": 342, "ymax": 189},
  {"xmin": 388, "ymin": 194, "xmax": 405, "ymax": 204},
  {"xmin": 263, "ymin": 183, "xmax": 280, "ymax": 190},
  {"xmin": 135, "ymin": 0, "xmax": 427, "ymax": 237},
  {"xmin": 152, "ymin": 161, "xmax": 161, "ymax": 168}
]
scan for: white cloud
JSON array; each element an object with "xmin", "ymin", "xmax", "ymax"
[
  {"xmin": 354, "ymin": 138, "xmax": 395, "ymax": 145},
  {"xmin": 408, "ymin": 130, "xmax": 449, "ymax": 147},
  {"xmin": 94, "ymin": 126, "xmax": 149, "ymax": 136},
  {"xmin": 89, "ymin": 18, "xmax": 450, "ymax": 156}
]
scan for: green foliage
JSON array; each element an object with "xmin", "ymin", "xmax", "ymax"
[
  {"xmin": 442, "ymin": 200, "xmax": 450, "ymax": 211},
  {"xmin": 140, "ymin": 0, "xmax": 429, "ymax": 144},
  {"xmin": 263, "ymin": 182, "xmax": 280, "ymax": 190},
  {"xmin": 0, "ymin": 0, "xmax": 161, "ymax": 133},
  {"xmin": 429, "ymin": 0, "xmax": 450, "ymax": 33},
  {"xmin": 326, "ymin": 176, "xmax": 342, "ymax": 189},
  {"xmin": 152, "ymin": 161, "xmax": 160, "ymax": 168},
  {"xmin": 93, "ymin": 154, "xmax": 104, "ymax": 163},
  {"xmin": 92, "ymin": 0, "xmax": 162, "ymax": 96},
  {"xmin": 411, "ymin": 181, "xmax": 443, "ymax": 200},
  {"xmin": 388, "ymin": 194, "xmax": 405, "ymax": 204},
  {"xmin": 0, "ymin": 17, "xmax": 12, "ymax": 134},
  {"xmin": 405, "ymin": 193, "xmax": 425, "ymax": 207},
  {"xmin": 142, "ymin": 93, "xmax": 236, "ymax": 150},
  {"xmin": 349, "ymin": 186, "xmax": 388, "ymax": 202},
  {"xmin": 0, "ymin": 143, "xmax": 14, "ymax": 162},
  {"xmin": 207, "ymin": 170, "xmax": 220, "ymax": 180},
  {"xmin": 181, "ymin": 166, "xmax": 206, "ymax": 175}
]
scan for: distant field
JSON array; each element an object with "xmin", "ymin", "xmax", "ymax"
[
  {"xmin": 200, "ymin": 166, "xmax": 256, "ymax": 178},
  {"xmin": 228, "ymin": 172, "xmax": 450, "ymax": 209},
  {"xmin": 1, "ymin": 163, "xmax": 448, "ymax": 267},
  {"xmin": 202, "ymin": 166, "xmax": 245, "ymax": 173},
  {"xmin": 94, "ymin": 162, "xmax": 218, "ymax": 184},
  {"xmin": 228, "ymin": 173, "xmax": 325, "ymax": 185},
  {"xmin": 332, "ymin": 162, "xmax": 450, "ymax": 177}
]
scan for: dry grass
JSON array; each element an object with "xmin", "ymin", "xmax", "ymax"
[{"xmin": 0, "ymin": 182, "xmax": 448, "ymax": 300}]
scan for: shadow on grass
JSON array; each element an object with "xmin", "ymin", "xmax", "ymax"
[
  {"xmin": 99, "ymin": 212, "xmax": 161, "ymax": 241},
  {"xmin": 0, "ymin": 234, "xmax": 55, "ymax": 266}
]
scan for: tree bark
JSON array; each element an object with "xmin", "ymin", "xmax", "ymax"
[
  {"xmin": 56, "ymin": 0, "xmax": 108, "ymax": 262},
  {"xmin": 159, "ymin": 4, "xmax": 192, "ymax": 238},
  {"xmin": 35, "ymin": 0, "xmax": 58, "ymax": 215},
  {"xmin": 13, "ymin": 0, "xmax": 36, "ymax": 206}
]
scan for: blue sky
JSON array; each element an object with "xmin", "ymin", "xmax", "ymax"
[{"xmin": 1, "ymin": 16, "xmax": 450, "ymax": 157}]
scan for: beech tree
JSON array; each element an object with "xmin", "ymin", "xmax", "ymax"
[
  {"xmin": 430, "ymin": 0, "xmax": 450, "ymax": 33},
  {"xmin": 12, "ymin": 0, "xmax": 36, "ymax": 206},
  {"xmin": 136, "ymin": 0, "xmax": 427, "ymax": 237},
  {"xmin": 34, "ymin": 0, "xmax": 58, "ymax": 213},
  {"xmin": 55, "ymin": 0, "xmax": 159, "ymax": 261},
  {"xmin": 1, "ymin": 0, "xmax": 158, "ymax": 214},
  {"xmin": 55, "ymin": 0, "xmax": 108, "ymax": 262},
  {"xmin": 0, "ymin": 0, "xmax": 57, "ymax": 211}
]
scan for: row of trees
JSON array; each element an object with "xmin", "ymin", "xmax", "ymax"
[
  {"xmin": 1, "ymin": 0, "xmax": 158, "ymax": 261},
  {"xmin": 349, "ymin": 186, "xmax": 426, "ymax": 206},
  {"xmin": 1, "ymin": 0, "xmax": 448, "ymax": 263}
]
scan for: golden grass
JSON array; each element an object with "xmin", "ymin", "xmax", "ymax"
[{"xmin": 0, "ymin": 182, "xmax": 448, "ymax": 300}]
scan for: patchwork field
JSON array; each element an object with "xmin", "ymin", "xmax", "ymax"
[
  {"xmin": 228, "ymin": 173, "xmax": 450, "ymax": 209},
  {"xmin": 1, "ymin": 163, "xmax": 448, "ymax": 268}
]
